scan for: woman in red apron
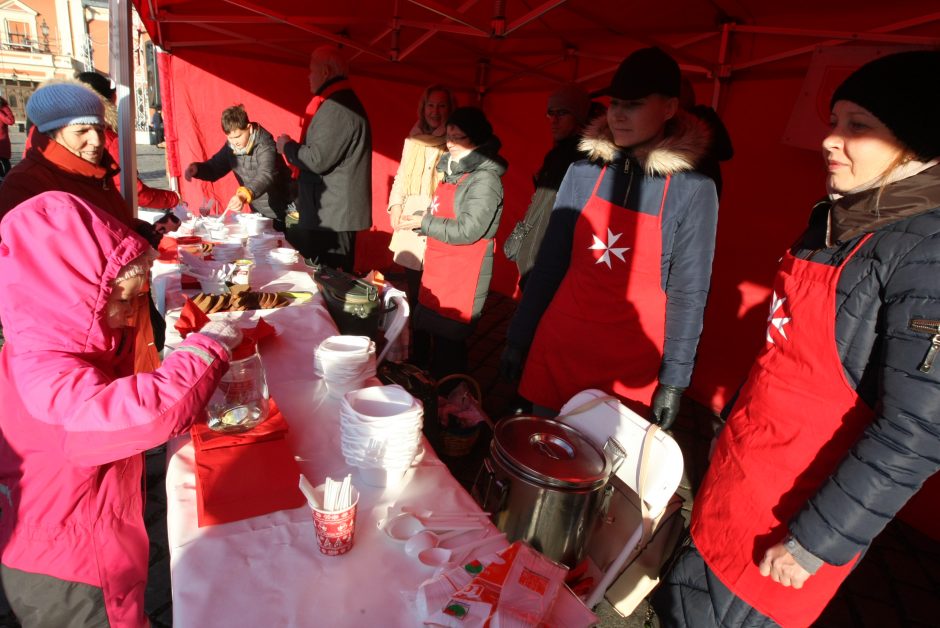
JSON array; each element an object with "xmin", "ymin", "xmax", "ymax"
[
  {"xmin": 398, "ymin": 107, "xmax": 507, "ymax": 378},
  {"xmin": 502, "ymin": 47, "xmax": 718, "ymax": 425},
  {"xmin": 654, "ymin": 50, "xmax": 940, "ymax": 628}
]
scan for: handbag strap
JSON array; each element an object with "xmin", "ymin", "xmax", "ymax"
[
  {"xmin": 559, "ymin": 394, "xmax": 660, "ymax": 545},
  {"xmin": 636, "ymin": 424, "xmax": 659, "ymax": 548},
  {"xmin": 556, "ymin": 394, "xmax": 622, "ymax": 420}
]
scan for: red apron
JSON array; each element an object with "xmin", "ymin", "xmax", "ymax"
[
  {"xmin": 692, "ymin": 237, "xmax": 874, "ymax": 627},
  {"xmin": 519, "ymin": 167, "xmax": 669, "ymax": 411},
  {"xmin": 418, "ymin": 175, "xmax": 491, "ymax": 324}
]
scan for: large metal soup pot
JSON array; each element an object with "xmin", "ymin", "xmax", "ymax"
[{"xmin": 475, "ymin": 416, "xmax": 611, "ymax": 567}]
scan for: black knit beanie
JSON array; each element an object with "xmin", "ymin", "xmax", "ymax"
[
  {"xmin": 831, "ymin": 50, "xmax": 940, "ymax": 160},
  {"xmin": 446, "ymin": 107, "xmax": 493, "ymax": 147}
]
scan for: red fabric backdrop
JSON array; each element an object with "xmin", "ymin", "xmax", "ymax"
[
  {"xmin": 156, "ymin": 45, "xmax": 938, "ymax": 539},
  {"xmin": 158, "ymin": 48, "xmax": 822, "ymax": 414}
]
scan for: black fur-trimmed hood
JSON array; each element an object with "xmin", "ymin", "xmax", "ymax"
[{"xmin": 578, "ymin": 110, "xmax": 711, "ymax": 176}]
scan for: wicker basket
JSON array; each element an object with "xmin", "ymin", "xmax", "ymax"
[{"xmin": 437, "ymin": 374, "xmax": 484, "ymax": 457}]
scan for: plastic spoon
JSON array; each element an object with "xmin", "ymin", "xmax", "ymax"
[
  {"xmin": 402, "ymin": 507, "xmax": 491, "ymax": 520},
  {"xmin": 418, "ymin": 532, "xmax": 507, "ymax": 568},
  {"xmin": 384, "ymin": 513, "xmax": 486, "ymax": 541},
  {"xmin": 403, "ymin": 528, "xmax": 478, "ymax": 558}
]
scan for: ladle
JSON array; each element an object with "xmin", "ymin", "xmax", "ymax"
[
  {"xmin": 383, "ymin": 513, "xmax": 486, "ymax": 541},
  {"xmin": 403, "ymin": 528, "xmax": 477, "ymax": 558},
  {"xmin": 417, "ymin": 532, "xmax": 507, "ymax": 568}
]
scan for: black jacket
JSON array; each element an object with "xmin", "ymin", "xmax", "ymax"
[
  {"xmin": 786, "ymin": 164, "xmax": 940, "ymax": 566},
  {"xmin": 192, "ymin": 124, "xmax": 292, "ymax": 221},
  {"xmin": 283, "ymin": 78, "xmax": 372, "ymax": 232}
]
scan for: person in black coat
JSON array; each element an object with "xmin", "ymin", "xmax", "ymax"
[
  {"xmin": 505, "ymin": 83, "xmax": 592, "ymax": 290},
  {"xmin": 185, "ymin": 104, "xmax": 293, "ymax": 231},
  {"xmin": 277, "ymin": 45, "xmax": 372, "ymax": 271},
  {"xmin": 654, "ymin": 50, "xmax": 940, "ymax": 628}
]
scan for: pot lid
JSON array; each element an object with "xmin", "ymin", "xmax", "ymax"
[{"xmin": 493, "ymin": 416, "xmax": 610, "ymax": 489}]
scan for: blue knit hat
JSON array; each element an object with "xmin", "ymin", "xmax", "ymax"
[{"xmin": 27, "ymin": 82, "xmax": 104, "ymax": 133}]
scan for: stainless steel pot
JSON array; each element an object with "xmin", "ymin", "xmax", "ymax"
[{"xmin": 472, "ymin": 416, "xmax": 611, "ymax": 566}]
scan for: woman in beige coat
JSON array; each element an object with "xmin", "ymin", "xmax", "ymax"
[{"xmin": 388, "ymin": 85, "xmax": 458, "ymax": 306}]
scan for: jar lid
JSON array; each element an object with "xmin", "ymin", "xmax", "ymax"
[{"xmin": 492, "ymin": 416, "xmax": 610, "ymax": 490}]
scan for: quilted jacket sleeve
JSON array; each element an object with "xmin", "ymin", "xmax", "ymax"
[
  {"xmin": 422, "ymin": 170, "xmax": 502, "ymax": 245},
  {"xmin": 660, "ymin": 176, "xmax": 719, "ymax": 388},
  {"xmin": 194, "ymin": 144, "xmax": 234, "ymax": 182},
  {"xmin": 790, "ymin": 230, "xmax": 940, "ymax": 565},
  {"xmin": 136, "ymin": 177, "xmax": 180, "ymax": 209},
  {"xmin": 15, "ymin": 334, "xmax": 230, "ymax": 467}
]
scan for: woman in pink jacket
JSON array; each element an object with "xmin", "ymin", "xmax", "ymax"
[{"xmin": 0, "ymin": 191, "xmax": 240, "ymax": 627}]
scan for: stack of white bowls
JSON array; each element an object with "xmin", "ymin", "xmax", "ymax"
[
  {"xmin": 247, "ymin": 234, "xmax": 280, "ymax": 259},
  {"xmin": 266, "ymin": 247, "xmax": 299, "ymax": 266},
  {"xmin": 340, "ymin": 385, "xmax": 424, "ymax": 487},
  {"xmin": 245, "ymin": 215, "xmax": 274, "ymax": 235},
  {"xmin": 314, "ymin": 335, "xmax": 377, "ymax": 398},
  {"xmin": 210, "ymin": 242, "xmax": 244, "ymax": 263}
]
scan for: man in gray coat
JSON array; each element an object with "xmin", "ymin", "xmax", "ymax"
[{"xmin": 277, "ymin": 45, "xmax": 372, "ymax": 271}]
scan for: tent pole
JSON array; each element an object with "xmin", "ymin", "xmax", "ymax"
[
  {"xmin": 712, "ymin": 22, "xmax": 731, "ymax": 112},
  {"xmin": 109, "ymin": 0, "xmax": 138, "ymax": 217}
]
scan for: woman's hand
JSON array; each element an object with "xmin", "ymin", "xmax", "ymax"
[
  {"xmin": 184, "ymin": 163, "xmax": 198, "ymax": 182},
  {"xmin": 759, "ymin": 543, "xmax": 812, "ymax": 589},
  {"xmin": 389, "ymin": 204, "xmax": 404, "ymax": 229},
  {"xmin": 397, "ymin": 212, "xmax": 425, "ymax": 232}
]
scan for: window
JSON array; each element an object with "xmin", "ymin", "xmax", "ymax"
[{"xmin": 6, "ymin": 20, "xmax": 30, "ymax": 49}]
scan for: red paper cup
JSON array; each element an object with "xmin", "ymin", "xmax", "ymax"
[{"xmin": 310, "ymin": 485, "xmax": 360, "ymax": 556}]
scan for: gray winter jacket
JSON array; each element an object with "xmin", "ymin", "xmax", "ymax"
[
  {"xmin": 413, "ymin": 138, "xmax": 508, "ymax": 339},
  {"xmin": 282, "ymin": 79, "xmax": 373, "ymax": 232}
]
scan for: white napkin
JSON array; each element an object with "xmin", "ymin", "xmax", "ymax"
[{"xmin": 179, "ymin": 250, "xmax": 234, "ymax": 293}]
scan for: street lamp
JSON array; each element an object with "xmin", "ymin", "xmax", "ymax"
[{"xmin": 40, "ymin": 19, "xmax": 50, "ymax": 52}]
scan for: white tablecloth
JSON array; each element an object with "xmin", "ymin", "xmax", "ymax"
[{"xmin": 160, "ymin": 262, "xmax": 511, "ymax": 627}]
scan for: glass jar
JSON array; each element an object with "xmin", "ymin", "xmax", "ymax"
[{"xmin": 207, "ymin": 346, "xmax": 270, "ymax": 433}]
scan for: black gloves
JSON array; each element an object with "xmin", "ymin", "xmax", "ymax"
[
  {"xmin": 650, "ymin": 383, "xmax": 685, "ymax": 430},
  {"xmin": 133, "ymin": 219, "xmax": 163, "ymax": 249},
  {"xmin": 154, "ymin": 211, "xmax": 181, "ymax": 235},
  {"xmin": 499, "ymin": 343, "xmax": 527, "ymax": 382},
  {"xmin": 134, "ymin": 213, "xmax": 181, "ymax": 249}
]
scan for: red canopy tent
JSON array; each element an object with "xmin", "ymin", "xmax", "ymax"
[
  {"xmin": 130, "ymin": 0, "xmax": 940, "ymax": 415},
  {"xmin": 127, "ymin": 0, "xmax": 940, "ymax": 537}
]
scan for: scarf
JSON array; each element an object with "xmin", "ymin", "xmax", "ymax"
[
  {"xmin": 230, "ymin": 124, "xmax": 259, "ymax": 156},
  {"xmin": 828, "ymin": 160, "xmax": 940, "ymax": 245}
]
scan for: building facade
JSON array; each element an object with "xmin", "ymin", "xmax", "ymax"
[{"xmin": 0, "ymin": 0, "xmax": 157, "ymax": 131}]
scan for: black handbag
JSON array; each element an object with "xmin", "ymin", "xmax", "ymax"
[
  {"xmin": 311, "ymin": 264, "xmax": 383, "ymax": 338},
  {"xmin": 502, "ymin": 219, "xmax": 533, "ymax": 261}
]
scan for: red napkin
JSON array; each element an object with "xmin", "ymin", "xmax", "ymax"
[
  {"xmin": 175, "ymin": 298, "xmax": 278, "ymax": 359},
  {"xmin": 191, "ymin": 398, "xmax": 306, "ymax": 527},
  {"xmin": 156, "ymin": 235, "xmax": 178, "ymax": 264}
]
